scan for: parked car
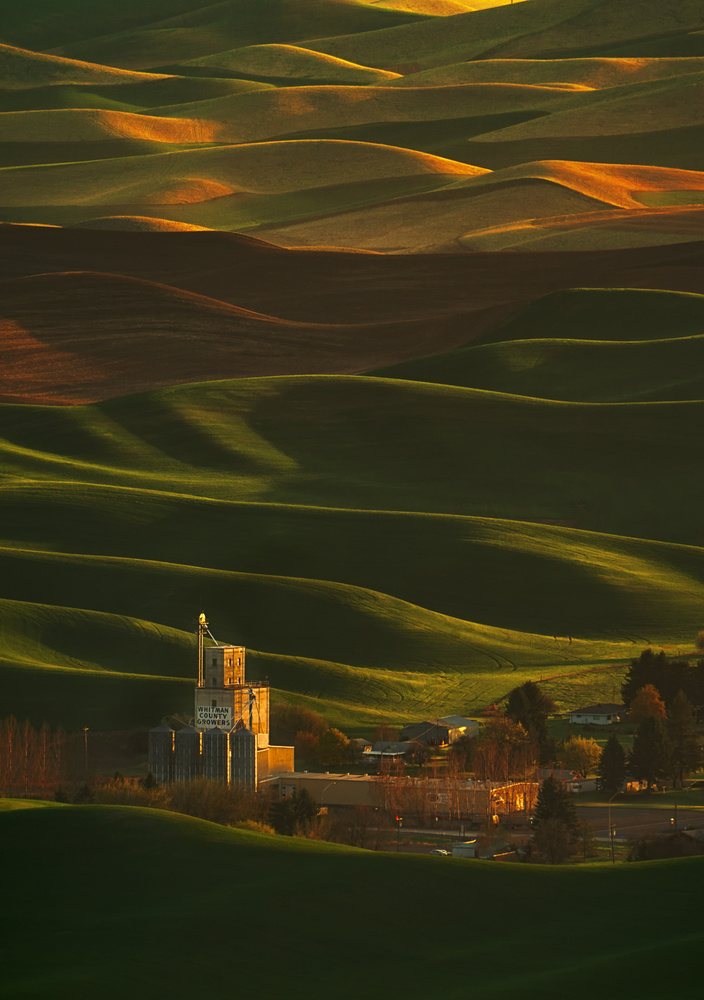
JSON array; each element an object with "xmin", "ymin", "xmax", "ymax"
[{"xmin": 429, "ymin": 848, "xmax": 449, "ymax": 856}]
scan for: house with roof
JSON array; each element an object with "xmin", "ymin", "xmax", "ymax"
[
  {"xmin": 401, "ymin": 715, "xmax": 480, "ymax": 746},
  {"xmin": 364, "ymin": 740, "xmax": 418, "ymax": 759},
  {"xmin": 568, "ymin": 703, "xmax": 622, "ymax": 725}
]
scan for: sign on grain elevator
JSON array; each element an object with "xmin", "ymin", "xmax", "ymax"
[{"xmin": 195, "ymin": 704, "xmax": 233, "ymax": 730}]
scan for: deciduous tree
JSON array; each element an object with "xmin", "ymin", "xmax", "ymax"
[
  {"xmin": 317, "ymin": 728, "xmax": 352, "ymax": 769},
  {"xmin": 560, "ymin": 736, "xmax": 601, "ymax": 776},
  {"xmin": 269, "ymin": 704, "xmax": 328, "ymax": 745},
  {"xmin": 629, "ymin": 684, "xmax": 666, "ymax": 724},
  {"xmin": 372, "ymin": 723, "xmax": 399, "ymax": 743}
]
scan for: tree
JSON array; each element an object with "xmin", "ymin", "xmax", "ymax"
[
  {"xmin": 447, "ymin": 734, "xmax": 474, "ymax": 771},
  {"xmin": 269, "ymin": 789, "xmax": 320, "ymax": 836},
  {"xmin": 628, "ymin": 684, "xmax": 666, "ymax": 724},
  {"xmin": 294, "ymin": 731, "xmax": 320, "ymax": 769},
  {"xmin": 621, "ymin": 648, "xmax": 669, "ymax": 708},
  {"xmin": 668, "ymin": 689, "xmax": 695, "ymax": 744},
  {"xmin": 577, "ymin": 819, "xmax": 597, "ymax": 861},
  {"xmin": 667, "ymin": 690, "xmax": 702, "ymax": 788},
  {"xmin": 560, "ymin": 736, "xmax": 601, "ymax": 777},
  {"xmin": 621, "ymin": 648, "xmax": 697, "ymax": 710},
  {"xmin": 505, "ymin": 681, "xmax": 555, "ymax": 746},
  {"xmin": 317, "ymin": 728, "xmax": 352, "ymax": 770},
  {"xmin": 628, "ymin": 717, "xmax": 670, "ymax": 791},
  {"xmin": 696, "ymin": 631, "xmax": 704, "ymax": 653},
  {"xmin": 474, "ymin": 718, "xmax": 535, "ymax": 782},
  {"xmin": 405, "ymin": 740, "xmax": 433, "ymax": 766},
  {"xmin": 531, "ymin": 776, "xmax": 579, "ymax": 863},
  {"xmin": 372, "ymin": 723, "xmax": 399, "ymax": 743},
  {"xmin": 269, "ymin": 704, "xmax": 328, "ymax": 745},
  {"xmin": 596, "ymin": 735, "xmax": 626, "ymax": 795}
]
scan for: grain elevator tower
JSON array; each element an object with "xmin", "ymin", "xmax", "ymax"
[{"xmin": 148, "ymin": 613, "xmax": 293, "ymax": 788}]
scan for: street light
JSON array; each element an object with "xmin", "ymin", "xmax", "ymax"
[{"xmin": 320, "ymin": 780, "xmax": 336, "ymax": 814}]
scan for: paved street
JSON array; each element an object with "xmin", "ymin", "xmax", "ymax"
[{"xmin": 576, "ymin": 805, "xmax": 704, "ymax": 840}]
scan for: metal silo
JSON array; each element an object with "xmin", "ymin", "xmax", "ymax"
[
  {"xmin": 202, "ymin": 727, "xmax": 230, "ymax": 783},
  {"xmin": 174, "ymin": 726, "xmax": 202, "ymax": 782},
  {"xmin": 230, "ymin": 727, "xmax": 257, "ymax": 791},
  {"xmin": 148, "ymin": 725, "xmax": 174, "ymax": 784}
]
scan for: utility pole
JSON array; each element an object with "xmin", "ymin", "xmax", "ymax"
[
  {"xmin": 197, "ymin": 612, "xmax": 207, "ymax": 687},
  {"xmin": 83, "ymin": 727, "xmax": 89, "ymax": 776},
  {"xmin": 608, "ymin": 790, "xmax": 619, "ymax": 864}
]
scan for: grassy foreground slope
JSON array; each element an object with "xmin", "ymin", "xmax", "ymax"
[{"xmin": 1, "ymin": 803, "xmax": 703, "ymax": 998}]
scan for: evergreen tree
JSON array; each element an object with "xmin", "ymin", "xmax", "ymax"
[
  {"xmin": 667, "ymin": 691, "xmax": 702, "ymax": 788},
  {"xmin": 505, "ymin": 681, "xmax": 555, "ymax": 746},
  {"xmin": 621, "ymin": 648, "xmax": 669, "ymax": 708},
  {"xmin": 621, "ymin": 648, "xmax": 700, "ymax": 710},
  {"xmin": 596, "ymin": 735, "xmax": 626, "ymax": 795},
  {"xmin": 531, "ymin": 776, "xmax": 579, "ymax": 863},
  {"xmin": 628, "ymin": 717, "xmax": 670, "ymax": 791},
  {"xmin": 269, "ymin": 789, "xmax": 319, "ymax": 836}
]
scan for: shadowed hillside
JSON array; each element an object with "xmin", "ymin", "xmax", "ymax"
[{"xmin": 2, "ymin": 804, "xmax": 704, "ymax": 998}]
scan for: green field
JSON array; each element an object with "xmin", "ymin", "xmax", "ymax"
[{"xmin": 1, "ymin": 801, "xmax": 703, "ymax": 997}]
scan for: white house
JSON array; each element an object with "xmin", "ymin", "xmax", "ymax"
[{"xmin": 568, "ymin": 702, "xmax": 622, "ymax": 725}]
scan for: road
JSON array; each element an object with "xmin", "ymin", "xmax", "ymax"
[{"xmin": 576, "ymin": 805, "xmax": 704, "ymax": 840}]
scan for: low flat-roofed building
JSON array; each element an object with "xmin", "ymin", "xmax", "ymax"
[{"xmin": 262, "ymin": 772, "xmax": 379, "ymax": 808}]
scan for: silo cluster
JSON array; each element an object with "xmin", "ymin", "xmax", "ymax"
[{"xmin": 148, "ymin": 725, "xmax": 258, "ymax": 790}]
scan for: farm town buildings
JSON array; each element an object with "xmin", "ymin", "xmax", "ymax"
[
  {"xmin": 261, "ymin": 772, "xmax": 538, "ymax": 825},
  {"xmin": 148, "ymin": 614, "xmax": 293, "ymax": 790}
]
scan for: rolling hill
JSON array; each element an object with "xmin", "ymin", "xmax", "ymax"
[
  {"xmin": 0, "ymin": 0, "xmax": 703, "ymax": 733},
  {"xmin": 1, "ymin": 371, "xmax": 703, "ymax": 726}
]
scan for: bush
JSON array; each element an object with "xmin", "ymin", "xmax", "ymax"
[
  {"xmin": 168, "ymin": 777, "xmax": 259, "ymax": 826},
  {"xmin": 95, "ymin": 779, "xmax": 170, "ymax": 810}
]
